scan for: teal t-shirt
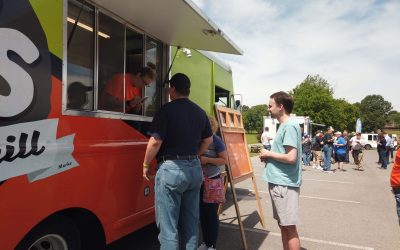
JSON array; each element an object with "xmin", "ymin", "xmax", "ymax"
[{"xmin": 264, "ymin": 118, "xmax": 302, "ymax": 187}]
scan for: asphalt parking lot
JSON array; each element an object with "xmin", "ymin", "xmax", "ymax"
[{"xmin": 108, "ymin": 150, "xmax": 400, "ymax": 250}]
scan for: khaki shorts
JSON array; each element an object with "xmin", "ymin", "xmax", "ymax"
[
  {"xmin": 313, "ymin": 150, "xmax": 322, "ymax": 161},
  {"xmin": 268, "ymin": 183, "xmax": 300, "ymax": 226}
]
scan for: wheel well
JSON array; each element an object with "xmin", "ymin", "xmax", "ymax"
[
  {"xmin": 18, "ymin": 208, "xmax": 106, "ymax": 250},
  {"xmin": 62, "ymin": 208, "xmax": 106, "ymax": 249}
]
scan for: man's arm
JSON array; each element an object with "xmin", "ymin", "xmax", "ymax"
[
  {"xmin": 198, "ymin": 136, "xmax": 213, "ymax": 156},
  {"xmin": 260, "ymin": 146, "xmax": 298, "ymax": 165},
  {"xmin": 143, "ymin": 136, "xmax": 163, "ymax": 180}
]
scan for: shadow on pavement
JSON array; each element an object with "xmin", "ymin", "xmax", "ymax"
[{"xmin": 107, "ymin": 223, "xmax": 159, "ymax": 250}]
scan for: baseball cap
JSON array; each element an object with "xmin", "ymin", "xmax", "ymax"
[
  {"xmin": 168, "ymin": 73, "xmax": 191, "ymax": 92},
  {"xmin": 334, "ymin": 131, "xmax": 342, "ymax": 135},
  {"xmin": 68, "ymin": 82, "xmax": 92, "ymax": 96}
]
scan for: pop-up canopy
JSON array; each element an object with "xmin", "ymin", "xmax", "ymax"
[{"xmin": 91, "ymin": 0, "xmax": 243, "ymax": 55}]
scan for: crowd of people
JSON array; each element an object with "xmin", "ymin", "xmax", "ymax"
[{"xmin": 296, "ymin": 128, "xmax": 399, "ymax": 173}]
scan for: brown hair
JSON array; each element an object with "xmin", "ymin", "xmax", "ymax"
[
  {"xmin": 136, "ymin": 62, "xmax": 157, "ymax": 80},
  {"xmin": 270, "ymin": 91, "xmax": 294, "ymax": 114},
  {"xmin": 209, "ymin": 116, "xmax": 219, "ymax": 134}
]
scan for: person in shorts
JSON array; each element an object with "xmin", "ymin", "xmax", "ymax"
[
  {"xmin": 260, "ymin": 91, "xmax": 302, "ymax": 250},
  {"xmin": 311, "ymin": 131, "xmax": 323, "ymax": 169}
]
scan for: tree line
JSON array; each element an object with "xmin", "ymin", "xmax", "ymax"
[{"xmin": 243, "ymin": 74, "xmax": 400, "ymax": 134}]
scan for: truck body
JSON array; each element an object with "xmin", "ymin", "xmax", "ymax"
[{"xmin": 0, "ymin": 0, "xmax": 241, "ymax": 248}]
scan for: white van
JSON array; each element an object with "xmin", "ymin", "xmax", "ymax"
[{"xmin": 360, "ymin": 133, "xmax": 398, "ymax": 150}]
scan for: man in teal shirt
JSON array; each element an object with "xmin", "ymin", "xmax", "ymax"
[{"xmin": 260, "ymin": 91, "xmax": 302, "ymax": 250}]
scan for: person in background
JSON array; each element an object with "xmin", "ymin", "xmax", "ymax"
[
  {"xmin": 377, "ymin": 129, "xmax": 382, "ymax": 164},
  {"xmin": 311, "ymin": 131, "xmax": 323, "ymax": 170},
  {"xmin": 378, "ymin": 132, "xmax": 388, "ymax": 169},
  {"xmin": 385, "ymin": 133, "xmax": 392, "ymax": 165},
  {"xmin": 389, "ymin": 134, "xmax": 395, "ymax": 163},
  {"xmin": 260, "ymin": 91, "xmax": 302, "ymax": 250},
  {"xmin": 350, "ymin": 133, "xmax": 364, "ymax": 171},
  {"xmin": 198, "ymin": 116, "xmax": 228, "ymax": 250},
  {"xmin": 142, "ymin": 73, "xmax": 212, "ymax": 250},
  {"xmin": 301, "ymin": 134, "xmax": 312, "ymax": 167},
  {"xmin": 390, "ymin": 149, "xmax": 400, "ymax": 225},
  {"xmin": 333, "ymin": 131, "xmax": 347, "ymax": 171},
  {"xmin": 343, "ymin": 130, "xmax": 350, "ymax": 163},
  {"xmin": 261, "ymin": 127, "xmax": 272, "ymax": 150},
  {"xmin": 322, "ymin": 127, "xmax": 335, "ymax": 172}
]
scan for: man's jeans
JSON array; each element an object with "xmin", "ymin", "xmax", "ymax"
[
  {"xmin": 379, "ymin": 150, "xmax": 388, "ymax": 169},
  {"xmin": 155, "ymin": 159, "xmax": 203, "ymax": 250},
  {"xmin": 323, "ymin": 145, "xmax": 332, "ymax": 170},
  {"xmin": 302, "ymin": 151, "xmax": 311, "ymax": 166}
]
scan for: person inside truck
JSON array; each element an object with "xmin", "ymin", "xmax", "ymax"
[
  {"xmin": 67, "ymin": 81, "xmax": 93, "ymax": 110},
  {"xmin": 98, "ymin": 63, "xmax": 156, "ymax": 114}
]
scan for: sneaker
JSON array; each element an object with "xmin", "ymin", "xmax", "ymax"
[
  {"xmin": 316, "ymin": 166, "xmax": 323, "ymax": 170},
  {"xmin": 198, "ymin": 243, "xmax": 208, "ymax": 250}
]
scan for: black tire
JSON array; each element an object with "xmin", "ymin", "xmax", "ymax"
[
  {"xmin": 16, "ymin": 214, "xmax": 81, "ymax": 250},
  {"xmin": 364, "ymin": 144, "xmax": 372, "ymax": 150}
]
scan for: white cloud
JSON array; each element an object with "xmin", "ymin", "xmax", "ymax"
[{"xmin": 192, "ymin": 0, "xmax": 400, "ymax": 110}]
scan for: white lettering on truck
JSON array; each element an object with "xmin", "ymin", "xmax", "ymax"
[{"xmin": 0, "ymin": 28, "xmax": 39, "ymax": 117}]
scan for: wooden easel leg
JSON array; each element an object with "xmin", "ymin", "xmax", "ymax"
[
  {"xmin": 251, "ymin": 175, "xmax": 266, "ymax": 228},
  {"xmin": 229, "ymin": 175, "xmax": 248, "ymax": 250}
]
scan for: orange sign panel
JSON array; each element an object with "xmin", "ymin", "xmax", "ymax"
[
  {"xmin": 224, "ymin": 133, "xmax": 253, "ymax": 180},
  {"xmin": 215, "ymin": 105, "xmax": 254, "ymax": 182}
]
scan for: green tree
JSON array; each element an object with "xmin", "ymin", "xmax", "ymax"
[
  {"xmin": 243, "ymin": 104, "xmax": 267, "ymax": 133},
  {"xmin": 333, "ymin": 99, "xmax": 359, "ymax": 132},
  {"xmin": 387, "ymin": 111, "xmax": 400, "ymax": 128},
  {"xmin": 289, "ymin": 74, "xmax": 361, "ymax": 132},
  {"xmin": 242, "ymin": 105, "xmax": 250, "ymax": 113},
  {"xmin": 289, "ymin": 74, "xmax": 337, "ymax": 129},
  {"xmin": 360, "ymin": 95, "xmax": 392, "ymax": 132}
]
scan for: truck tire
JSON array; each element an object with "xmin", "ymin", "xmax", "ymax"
[
  {"xmin": 364, "ymin": 144, "xmax": 372, "ymax": 150},
  {"xmin": 16, "ymin": 214, "xmax": 81, "ymax": 250}
]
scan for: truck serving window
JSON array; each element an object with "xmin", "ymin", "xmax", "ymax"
[{"xmin": 66, "ymin": 0, "xmax": 165, "ymax": 120}]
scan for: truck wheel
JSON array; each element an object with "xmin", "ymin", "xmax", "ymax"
[
  {"xmin": 16, "ymin": 215, "xmax": 80, "ymax": 250},
  {"xmin": 364, "ymin": 144, "xmax": 371, "ymax": 150}
]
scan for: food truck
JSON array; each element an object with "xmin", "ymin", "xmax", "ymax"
[{"xmin": 0, "ymin": 0, "xmax": 242, "ymax": 249}]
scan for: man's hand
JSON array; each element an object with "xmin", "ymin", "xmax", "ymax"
[
  {"xmin": 143, "ymin": 166, "xmax": 155, "ymax": 181},
  {"xmin": 143, "ymin": 166, "xmax": 150, "ymax": 181},
  {"xmin": 259, "ymin": 148, "xmax": 270, "ymax": 162},
  {"xmin": 199, "ymin": 156, "xmax": 207, "ymax": 165}
]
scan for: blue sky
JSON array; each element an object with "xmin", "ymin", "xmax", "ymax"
[{"xmin": 192, "ymin": 0, "xmax": 400, "ymax": 111}]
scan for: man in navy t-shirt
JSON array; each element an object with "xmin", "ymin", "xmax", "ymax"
[{"xmin": 142, "ymin": 73, "xmax": 212, "ymax": 250}]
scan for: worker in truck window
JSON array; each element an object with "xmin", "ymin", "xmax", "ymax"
[{"xmin": 99, "ymin": 63, "xmax": 156, "ymax": 114}]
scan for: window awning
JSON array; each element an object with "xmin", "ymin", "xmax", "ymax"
[{"xmin": 91, "ymin": 0, "xmax": 243, "ymax": 55}]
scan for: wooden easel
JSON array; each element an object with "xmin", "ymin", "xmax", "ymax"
[{"xmin": 215, "ymin": 105, "xmax": 266, "ymax": 250}]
